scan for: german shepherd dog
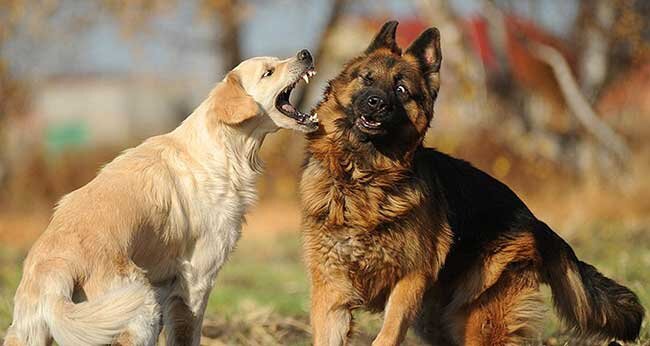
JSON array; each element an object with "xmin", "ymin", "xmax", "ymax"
[{"xmin": 300, "ymin": 21, "xmax": 644, "ymax": 346}]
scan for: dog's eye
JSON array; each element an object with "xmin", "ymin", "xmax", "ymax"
[
  {"xmin": 262, "ymin": 69, "xmax": 274, "ymax": 78},
  {"xmin": 396, "ymin": 85, "xmax": 408, "ymax": 95},
  {"xmin": 360, "ymin": 73, "xmax": 373, "ymax": 85}
]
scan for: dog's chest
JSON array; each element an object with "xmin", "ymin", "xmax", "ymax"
[
  {"xmin": 176, "ymin": 157, "xmax": 260, "ymax": 274},
  {"xmin": 193, "ymin": 161, "xmax": 259, "ymax": 238},
  {"xmin": 302, "ymin": 164, "xmax": 421, "ymax": 229},
  {"xmin": 313, "ymin": 229, "xmax": 409, "ymax": 272},
  {"xmin": 301, "ymin": 162, "xmax": 440, "ymax": 304},
  {"xmin": 308, "ymin": 227, "xmax": 424, "ymax": 307}
]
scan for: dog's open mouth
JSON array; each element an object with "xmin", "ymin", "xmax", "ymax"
[
  {"xmin": 275, "ymin": 68, "xmax": 319, "ymax": 130},
  {"xmin": 356, "ymin": 115, "xmax": 386, "ymax": 135}
]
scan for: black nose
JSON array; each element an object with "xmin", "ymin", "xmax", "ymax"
[
  {"xmin": 297, "ymin": 49, "xmax": 313, "ymax": 64},
  {"xmin": 367, "ymin": 95, "xmax": 386, "ymax": 112}
]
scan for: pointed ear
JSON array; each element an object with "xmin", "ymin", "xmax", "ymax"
[
  {"xmin": 365, "ymin": 20, "xmax": 401, "ymax": 55},
  {"xmin": 210, "ymin": 72, "xmax": 259, "ymax": 125},
  {"xmin": 405, "ymin": 28, "xmax": 442, "ymax": 89}
]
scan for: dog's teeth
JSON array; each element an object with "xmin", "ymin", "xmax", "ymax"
[
  {"xmin": 302, "ymin": 75, "xmax": 309, "ymax": 84},
  {"xmin": 309, "ymin": 71, "xmax": 316, "ymax": 77}
]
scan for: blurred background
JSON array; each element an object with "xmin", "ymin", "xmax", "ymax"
[{"xmin": 0, "ymin": 0, "xmax": 648, "ymax": 344}]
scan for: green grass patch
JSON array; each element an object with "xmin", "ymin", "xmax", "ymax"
[
  {"xmin": 0, "ymin": 223, "xmax": 647, "ymax": 344},
  {"xmin": 0, "ymin": 248, "xmax": 24, "ymax": 334},
  {"xmin": 206, "ymin": 234, "xmax": 310, "ymax": 317}
]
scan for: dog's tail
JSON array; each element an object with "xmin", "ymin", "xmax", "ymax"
[
  {"xmin": 5, "ymin": 261, "xmax": 148, "ymax": 346},
  {"xmin": 533, "ymin": 221, "xmax": 644, "ymax": 342},
  {"xmin": 45, "ymin": 283, "xmax": 148, "ymax": 345}
]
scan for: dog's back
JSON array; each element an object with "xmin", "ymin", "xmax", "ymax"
[
  {"xmin": 413, "ymin": 148, "xmax": 644, "ymax": 344},
  {"xmin": 3, "ymin": 137, "xmax": 182, "ymax": 346}
]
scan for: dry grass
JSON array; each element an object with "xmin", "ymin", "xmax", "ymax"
[{"xmin": 2, "ymin": 216, "xmax": 648, "ymax": 345}]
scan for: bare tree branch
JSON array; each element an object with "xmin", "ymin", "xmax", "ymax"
[
  {"xmin": 528, "ymin": 41, "xmax": 630, "ymax": 166},
  {"xmin": 294, "ymin": 0, "xmax": 346, "ymax": 111},
  {"xmin": 213, "ymin": 0, "xmax": 242, "ymax": 71}
]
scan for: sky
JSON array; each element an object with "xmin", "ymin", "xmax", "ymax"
[{"xmin": 4, "ymin": 0, "xmax": 578, "ymax": 84}]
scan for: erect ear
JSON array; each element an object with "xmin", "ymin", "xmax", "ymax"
[
  {"xmin": 365, "ymin": 20, "xmax": 401, "ymax": 55},
  {"xmin": 210, "ymin": 72, "xmax": 260, "ymax": 125},
  {"xmin": 405, "ymin": 28, "xmax": 442, "ymax": 90}
]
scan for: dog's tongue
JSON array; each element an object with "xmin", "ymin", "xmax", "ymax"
[{"xmin": 282, "ymin": 104, "xmax": 295, "ymax": 113}]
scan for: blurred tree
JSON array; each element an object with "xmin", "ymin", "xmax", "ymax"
[
  {"xmin": 202, "ymin": 0, "xmax": 243, "ymax": 71},
  {"xmin": 459, "ymin": 0, "xmax": 636, "ymax": 177},
  {"xmin": 294, "ymin": 0, "xmax": 347, "ymax": 111},
  {"xmin": 573, "ymin": 0, "xmax": 649, "ymax": 100},
  {"xmin": 604, "ymin": 0, "xmax": 649, "ymax": 89},
  {"xmin": 574, "ymin": 0, "xmax": 615, "ymax": 100},
  {"xmin": 415, "ymin": 0, "xmax": 487, "ymax": 101},
  {"xmin": 0, "ymin": 0, "xmax": 56, "ymax": 186},
  {"xmin": 528, "ymin": 40, "xmax": 630, "ymax": 168}
]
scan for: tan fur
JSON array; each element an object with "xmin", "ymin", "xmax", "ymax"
[
  {"xmin": 209, "ymin": 73, "xmax": 260, "ymax": 125},
  {"xmin": 309, "ymin": 272, "xmax": 354, "ymax": 346},
  {"xmin": 373, "ymin": 272, "xmax": 428, "ymax": 346},
  {"xmin": 4, "ymin": 53, "xmax": 315, "ymax": 346},
  {"xmin": 447, "ymin": 233, "xmax": 540, "ymax": 312},
  {"xmin": 454, "ymin": 269, "xmax": 545, "ymax": 346},
  {"xmin": 564, "ymin": 262, "xmax": 591, "ymax": 327}
]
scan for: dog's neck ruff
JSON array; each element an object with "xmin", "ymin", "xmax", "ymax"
[
  {"xmin": 169, "ymin": 99, "xmax": 269, "ymax": 216},
  {"xmin": 306, "ymin": 101, "xmax": 412, "ymax": 182},
  {"xmin": 174, "ymin": 96, "xmax": 269, "ymax": 174}
]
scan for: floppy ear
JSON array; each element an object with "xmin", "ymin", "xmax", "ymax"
[
  {"xmin": 210, "ymin": 72, "xmax": 260, "ymax": 125},
  {"xmin": 365, "ymin": 20, "xmax": 401, "ymax": 55},
  {"xmin": 405, "ymin": 28, "xmax": 442, "ymax": 91}
]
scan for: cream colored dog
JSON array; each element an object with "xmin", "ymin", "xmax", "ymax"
[{"xmin": 4, "ymin": 50, "xmax": 318, "ymax": 346}]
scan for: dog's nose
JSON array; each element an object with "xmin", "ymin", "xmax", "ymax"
[
  {"xmin": 366, "ymin": 95, "xmax": 386, "ymax": 112},
  {"xmin": 297, "ymin": 49, "xmax": 313, "ymax": 64}
]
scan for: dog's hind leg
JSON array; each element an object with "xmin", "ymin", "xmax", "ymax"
[
  {"xmin": 446, "ymin": 267, "xmax": 545, "ymax": 346},
  {"xmin": 3, "ymin": 260, "xmax": 62, "ymax": 346},
  {"xmin": 3, "ymin": 309, "xmax": 52, "ymax": 346}
]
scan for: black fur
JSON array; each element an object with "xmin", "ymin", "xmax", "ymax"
[{"xmin": 415, "ymin": 148, "xmax": 645, "ymax": 342}]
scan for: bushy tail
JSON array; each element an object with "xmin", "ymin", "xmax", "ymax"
[
  {"xmin": 45, "ymin": 283, "xmax": 147, "ymax": 345},
  {"xmin": 533, "ymin": 222, "xmax": 645, "ymax": 342},
  {"xmin": 5, "ymin": 265, "xmax": 148, "ymax": 346}
]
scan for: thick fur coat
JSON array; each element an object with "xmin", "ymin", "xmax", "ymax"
[{"xmin": 300, "ymin": 21, "xmax": 644, "ymax": 346}]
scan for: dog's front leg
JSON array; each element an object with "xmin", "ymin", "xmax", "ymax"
[
  {"xmin": 165, "ymin": 239, "xmax": 224, "ymax": 346},
  {"xmin": 372, "ymin": 271, "xmax": 427, "ymax": 346},
  {"xmin": 163, "ymin": 276, "xmax": 212, "ymax": 346},
  {"xmin": 310, "ymin": 277, "xmax": 352, "ymax": 346}
]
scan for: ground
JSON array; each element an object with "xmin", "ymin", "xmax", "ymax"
[{"xmin": 0, "ymin": 201, "xmax": 648, "ymax": 345}]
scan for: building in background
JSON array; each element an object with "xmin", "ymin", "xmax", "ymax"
[{"xmin": 32, "ymin": 74, "xmax": 192, "ymax": 153}]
